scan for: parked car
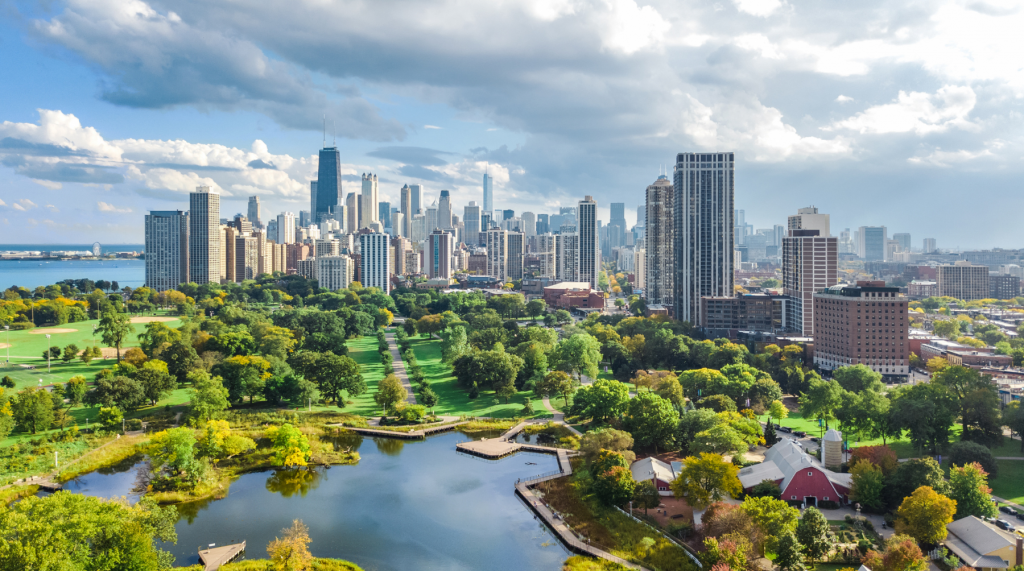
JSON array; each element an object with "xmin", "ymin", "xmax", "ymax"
[
  {"xmin": 778, "ymin": 426, "xmax": 792, "ymax": 433},
  {"xmin": 1000, "ymin": 506, "xmax": 1015, "ymax": 515},
  {"xmin": 1015, "ymin": 511, "xmax": 1024, "ymax": 521},
  {"xmin": 810, "ymin": 437, "xmax": 820, "ymax": 443},
  {"xmin": 793, "ymin": 431, "xmax": 807, "ymax": 438},
  {"xmin": 996, "ymin": 520, "xmax": 1016, "ymax": 532}
]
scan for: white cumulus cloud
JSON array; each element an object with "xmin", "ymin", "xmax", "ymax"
[
  {"xmin": 830, "ymin": 86, "xmax": 977, "ymax": 135},
  {"xmin": 97, "ymin": 201, "xmax": 132, "ymax": 213}
]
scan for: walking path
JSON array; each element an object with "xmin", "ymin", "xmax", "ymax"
[
  {"xmin": 540, "ymin": 397, "xmax": 583, "ymax": 436},
  {"xmin": 386, "ymin": 331, "xmax": 417, "ymax": 405},
  {"xmin": 329, "ymin": 419, "xmax": 469, "ymax": 440}
]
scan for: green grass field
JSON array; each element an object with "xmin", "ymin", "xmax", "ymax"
[
  {"xmin": 1, "ymin": 315, "xmax": 181, "ymax": 360},
  {"xmin": 990, "ymin": 459, "xmax": 1024, "ymax": 504},
  {"xmin": 341, "ymin": 335, "xmax": 388, "ymax": 416},
  {"xmin": 1, "ymin": 358, "xmax": 119, "ymax": 391}
]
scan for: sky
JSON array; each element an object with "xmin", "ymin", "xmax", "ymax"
[{"xmin": 0, "ymin": 0, "xmax": 1021, "ymax": 249}]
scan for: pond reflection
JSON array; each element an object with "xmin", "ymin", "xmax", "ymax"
[{"xmin": 265, "ymin": 467, "xmax": 324, "ymax": 498}]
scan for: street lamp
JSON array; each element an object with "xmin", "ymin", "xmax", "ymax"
[
  {"xmin": 45, "ymin": 333, "xmax": 51, "ymax": 373},
  {"xmin": 3, "ymin": 325, "xmax": 8, "ymax": 365}
]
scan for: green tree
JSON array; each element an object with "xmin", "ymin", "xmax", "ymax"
[
  {"xmin": 632, "ymin": 480, "xmax": 661, "ymax": 515},
  {"xmin": 552, "ymin": 333, "xmax": 602, "ymax": 382},
  {"xmin": 97, "ymin": 406, "xmax": 123, "ymax": 429},
  {"xmin": 670, "ymin": 452, "xmax": 742, "ymax": 509},
  {"xmin": 526, "ymin": 299, "xmax": 547, "ymax": 321},
  {"xmin": 187, "ymin": 372, "xmax": 230, "ymax": 421},
  {"xmin": 767, "ymin": 399, "xmax": 789, "ymax": 426},
  {"xmin": 795, "ymin": 507, "xmax": 833, "ymax": 565},
  {"xmin": 850, "ymin": 461, "xmax": 886, "ymax": 512},
  {"xmin": 933, "ymin": 319, "xmax": 961, "ymax": 339},
  {"xmin": 774, "ymin": 530, "xmax": 805, "ymax": 571},
  {"xmin": 440, "ymin": 325, "xmax": 469, "ymax": 363},
  {"xmin": 593, "ymin": 465, "xmax": 636, "ymax": 506},
  {"xmin": 64, "ymin": 375, "xmax": 88, "ymax": 410},
  {"xmin": 800, "ymin": 376, "xmax": 843, "ymax": 430},
  {"xmin": 895, "ymin": 486, "xmax": 956, "ymax": 544},
  {"xmin": 579, "ymin": 428, "xmax": 636, "ymax": 464},
  {"xmin": 534, "ymin": 370, "xmax": 576, "ymax": 407},
  {"xmin": 742, "ymin": 496, "xmax": 800, "ymax": 555},
  {"xmin": 676, "ymin": 408, "xmax": 722, "ymax": 455},
  {"xmin": 96, "ymin": 309, "xmax": 135, "ymax": 361},
  {"xmin": 948, "ymin": 462, "xmax": 997, "ymax": 520},
  {"xmin": 886, "ymin": 458, "xmax": 949, "ymax": 508},
  {"xmin": 949, "ymin": 440, "xmax": 998, "ymax": 477},
  {"xmin": 375, "ymin": 374, "xmax": 408, "ymax": 414},
  {"xmin": 150, "ymin": 426, "xmax": 200, "ymax": 481},
  {"xmin": 418, "ymin": 385, "xmax": 439, "ymax": 414},
  {"xmin": 1005, "ymin": 400, "xmax": 1024, "ymax": 452},
  {"xmin": 162, "ymin": 340, "xmax": 202, "ymax": 385},
  {"xmin": 288, "ymin": 351, "xmax": 365, "ymax": 406},
  {"xmin": 889, "ymin": 382, "xmax": 957, "ymax": 454},
  {"xmin": 622, "ymin": 392, "xmax": 679, "ymax": 452},
  {"xmin": 933, "ymin": 365, "xmax": 1000, "ymax": 440},
  {"xmin": 135, "ymin": 365, "xmax": 177, "ymax": 405},
  {"xmin": 11, "ymin": 387, "xmax": 54, "ymax": 434},
  {"xmin": 570, "ymin": 378, "xmax": 629, "ymax": 423},
  {"xmin": 266, "ymin": 423, "xmax": 311, "ymax": 467},
  {"xmin": 61, "ymin": 343, "xmax": 80, "ymax": 364}
]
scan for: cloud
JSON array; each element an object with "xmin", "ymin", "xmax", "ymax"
[
  {"xmin": 12, "ymin": 199, "xmax": 38, "ymax": 211},
  {"xmin": 0, "ymin": 199, "xmax": 5, "ymax": 206},
  {"xmin": 97, "ymin": 201, "xmax": 132, "ymax": 213},
  {"xmin": 33, "ymin": 180, "xmax": 62, "ymax": 190},
  {"xmin": 836, "ymin": 95, "xmax": 854, "ymax": 103},
  {"xmin": 366, "ymin": 146, "xmax": 455, "ymax": 166},
  {"xmin": 247, "ymin": 159, "xmax": 276, "ymax": 169},
  {"xmin": 830, "ymin": 86, "xmax": 977, "ymax": 135},
  {"xmin": 424, "ymin": 125, "xmax": 442, "ymax": 130},
  {"xmin": 733, "ymin": 0, "xmax": 784, "ymax": 18}
]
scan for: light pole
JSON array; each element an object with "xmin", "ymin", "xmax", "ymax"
[
  {"xmin": 3, "ymin": 325, "xmax": 8, "ymax": 365},
  {"xmin": 45, "ymin": 333, "xmax": 51, "ymax": 372}
]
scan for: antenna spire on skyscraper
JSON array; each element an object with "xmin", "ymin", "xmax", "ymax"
[
  {"xmin": 333, "ymin": 120, "xmax": 336, "ymax": 146},
  {"xmin": 322, "ymin": 115, "xmax": 326, "ymax": 148}
]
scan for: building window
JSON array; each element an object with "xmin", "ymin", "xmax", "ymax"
[
  {"xmin": 791, "ymin": 495, "xmax": 797, "ymax": 500},
  {"xmin": 808, "ymin": 472, "xmax": 812, "ymax": 476}
]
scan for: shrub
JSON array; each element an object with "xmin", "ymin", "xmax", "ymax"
[
  {"xmin": 126, "ymin": 418, "xmax": 143, "ymax": 431},
  {"xmin": 949, "ymin": 440, "xmax": 998, "ymax": 477},
  {"xmin": 819, "ymin": 500, "xmax": 840, "ymax": 509}
]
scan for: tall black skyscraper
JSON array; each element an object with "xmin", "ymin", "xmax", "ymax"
[{"xmin": 315, "ymin": 146, "xmax": 343, "ymax": 223}]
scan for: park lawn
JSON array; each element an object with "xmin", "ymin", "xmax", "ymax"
[
  {"xmin": 0, "ymin": 315, "xmax": 181, "ymax": 363},
  {"xmin": 989, "ymin": 460, "xmax": 1024, "ymax": 504},
  {"xmin": 1, "ymin": 357, "xmax": 119, "ymax": 390},
  {"xmin": 342, "ymin": 335, "xmax": 388, "ymax": 417},
  {"xmin": 405, "ymin": 336, "xmax": 551, "ymax": 419}
]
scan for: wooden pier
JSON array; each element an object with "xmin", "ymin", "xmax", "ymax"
[
  {"xmin": 330, "ymin": 420, "xmax": 468, "ymax": 440},
  {"xmin": 198, "ymin": 541, "xmax": 246, "ymax": 571}
]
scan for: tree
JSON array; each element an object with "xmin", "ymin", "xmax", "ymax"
[
  {"xmin": 850, "ymin": 461, "xmax": 886, "ymax": 512},
  {"xmin": 677, "ymin": 408, "xmax": 722, "ymax": 456},
  {"xmin": 949, "ymin": 440, "xmax": 998, "ymax": 477},
  {"xmin": 288, "ymin": 351, "xmax": 365, "ymax": 406},
  {"xmin": 775, "ymin": 530, "xmax": 805, "ymax": 571},
  {"xmin": 440, "ymin": 325, "xmax": 468, "ymax": 363},
  {"xmin": 671, "ymin": 452, "xmax": 742, "ymax": 509},
  {"xmin": 594, "ymin": 465, "xmax": 636, "ymax": 506},
  {"xmin": 697, "ymin": 394, "xmax": 737, "ymax": 413},
  {"xmin": 526, "ymin": 299, "xmax": 547, "ymax": 321},
  {"xmin": 633, "ymin": 480, "xmax": 661, "ymax": 514},
  {"xmin": 416, "ymin": 314, "xmax": 445, "ymax": 338},
  {"xmin": 135, "ymin": 365, "xmax": 177, "ymax": 405},
  {"xmin": 11, "ymin": 387, "xmax": 54, "ymax": 434},
  {"xmin": 579, "ymin": 428, "xmax": 636, "ymax": 464},
  {"xmin": 150, "ymin": 426, "xmax": 200, "ymax": 482},
  {"xmin": 933, "ymin": 319, "xmax": 961, "ymax": 339},
  {"xmin": 692, "ymin": 423, "xmax": 749, "ymax": 457},
  {"xmin": 948, "ymin": 462, "xmax": 997, "ymax": 519},
  {"xmin": 768, "ymin": 399, "xmax": 789, "ymax": 426},
  {"xmin": 933, "ymin": 365, "xmax": 1000, "ymax": 440},
  {"xmin": 187, "ymin": 372, "xmax": 231, "ymax": 421},
  {"xmin": 862, "ymin": 534, "xmax": 929, "ymax": 571},
  {"xmin": 268, "ymin": 519, "xmax": 314, "ymax": 571},
  {"xmin": 850, "ymin": 445, "xmax": 899, "ymax": 475},
  {"xmin": 266, "ymin": 423, "xmax": 311, "ymax": 467},
  {"xmin": 926, "ymin": 356, "xmax": 950, "ymax": 374},
  {"xmin": 552, "ymin": 333, "xmax": 602, "ymax": 382},
  {"xmin": 895, "ymin": 486, "xmax": 956, "ymax": 544},
  {"xmin": 749, "ymin": 480, "xmax": 782, "ymax": 499},
  {"xmin": 534, "ymin": 370, "xmax": 576, "ymax": 407},
  {"xmin": 1003, "ymin": 400, "xmax": 1024, "ymax": 452},
  {"xmin": 742, "ymin": 496, "xmax": 800, "ymax": 555},
  {"xmin": 64, "ymin": 375, "xmax": 87, "ymax": 410},
  {"xmin": 418, "ymin": 385, "xmax": 439, "ymax": 414},
  {"xmin": 623, "ymin": 392, "xmax": 679, "ymax": 452},
  {"xmin": 375, "ymin": 374, "xmax": 408, "ymax": 414},
  {"xmin": 554, "ymin": 309, "xmax": 572, "ymax": 325},
  {"xmin": 161, "ymin": 340, "xmax": 202, "ymax": 386},
  {"xmin": 886, "ymin": 457, "xmax": 949, "ymax": 508},
  {"xmin": 61, "ymin": 343, "xmax": 80, "ymax": 364},
  {"xmin": 570, "ymin": 378, "xmax": 630, "ymax": 423},
  {"xmin": 795, "ymin": 507, "xmax": 833, "ymax": 565},
  {"xmin": 97, "ymin": 406, "xmax": 123, "ymax": 429},
  {"xmin": 95, "ymin": 309, "xmax": 135, "ymax": 361},
  {"xmin": 890, "ymin": 382, "xmax": 957, "ymax": 454},
  {"xmin": 800, "ymin": 377, "xmax": 843, "ymax": 429}
]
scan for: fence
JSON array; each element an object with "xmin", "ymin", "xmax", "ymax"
[{"xmin": 614, "ymin": 506, "xmax": 702, "ymax": 568}]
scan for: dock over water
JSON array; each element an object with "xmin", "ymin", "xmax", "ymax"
[{"xmin": 198, "ymin": 541, "xmax": 246, "ymax": 571}]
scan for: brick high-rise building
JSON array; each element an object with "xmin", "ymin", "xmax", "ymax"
[
  {"xmin": 813, "ymin": 281, "xmax": 909, "ymax": 380},
  {"xmin": 782, "ymin": 228, "xmax": 837, "ymax": 336},
  {"xmin": 937, "ymin": 261, "xmax": 990, "ymax": 301}
]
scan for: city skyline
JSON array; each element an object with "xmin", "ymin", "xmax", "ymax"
[{"xmin": 0, "ymin": 1, "xmax": 1021, "ymax": 247}]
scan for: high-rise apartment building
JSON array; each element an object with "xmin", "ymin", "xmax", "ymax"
[
  {"xmin": 787, "ymin": 206, "xmax": 829, "ymax": 237},
  {"xmin": 411, "ymin": 213, "xmax": 426, "ymax": 242},
  {"xmin": 555, "ymin": 228, "xmax": 579, "ymax": 282},
  {"xmin": 506, "ymin": 232, "xmax": 525, "ymax": 281},
  {"xmin": 426, "ymin": 229, "xmax": 453, "ymax": 280},
  {"xmin": 482, "ymin": 173, "xmax": 492, "ymax": 213},
  {"xmin": 577, "ymin": 196, "xmax": 599, "ymax": 289},
  {"xmin": 234, "ymin": 234, "xmax": 259, "ymax": 282},
  {"xmin": 813, "ymin": 281, "xmax": 909, "ymax": 379},
  {"xmin": 856, "ymin": 226, "xmax": 888, "ymax": 261},
  {"xmin": 893, "ymin": 233, "xmax": 911, "ymax": 252},
  {"xmin": 144, "ymin": 210, "xmax": 189, "ymax": 292},
  {"xmin": 359, "ymin": 233, "xmax": 391, "ymax": 294},
  {"xmin": 464, "ymin": 202, "xmax": 481, "ymax": 246},
  {"xmin": 937, "ymin": 262, "xmax": 990, "ymax": 301},
  {"xmin": 674, "ymin": 152, "xmax": 735, "ymax": 324},
  {"xmin": 485, "ymin": 227, "xmax": 507, "ymax": 282},
  {"xmin": 316, "ymin": 255, "xmax": 355, "ymax": 291},
  {"xmin": 400, "ymin": 184, "xmax": 413, "ymax": 237},
  {"xmin": 276, "ymin": 212, "xmax": 296, "ymax": 244},
  {"xmin": 537, "ymin": 233, "xmax": 556, "ymax": 278},
  {"xmin": 247, "ymin": 196, "xmax": 262, "ymax": 230},
  {"xmin": 522, "ymin": 212, "xmax": 536, "ymax": 236},
  {"xmin": 345, "ymin": 193, "xmax": 358, "ymax": 233},
  {"xmin": 782, "ymin": 228, "xmax": 838, "ymax": 336},
  {"xmin": 437, "ymin": 190, "xmax": 453, "ymax": 230},
  {"xmin": 645, "ymin": 175, "xmax": 674, "ymax": 306},
  {"xmin": 923, "ymin": 238, "xmax": 937, "ymax": 253},
  {"xmin": 189, "ymin": 186, "xmax": 221, "ymax": 285},
  {"xmin": 315, "ymin": 146, "xmax": 343, "ymax": 223},
  {"xmin": 360, "ymin": 173, "xmax": 379, "ymax": 229},
  {"xmin": 391, "ymin": 212, "xmax": 405, "ymax": 239}
]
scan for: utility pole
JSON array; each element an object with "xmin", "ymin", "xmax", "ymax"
[{"xmin": 46, "ymin": 333, "xmax": 51, "ymax": 372}]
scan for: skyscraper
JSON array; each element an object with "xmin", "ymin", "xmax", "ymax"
[
  {"xmin": 502, "ymin": 209, "xmax": 514, "ymax": 221},
  {"xmin": 555, "ymin": 228, "xmax": 578, "ymax": 282},
  {"xmin": 856, "ymin": 226, "xmax": 888, "ymax": 260},
  {"xmin": 577, "ymin": 196, "xmax": 599, "ymax": 289},
  {"xmin": 189, "ymin": 186, "xmax": 221, "ymax": 285},
  {"xmin": 645, "ymin": 175, "xmax": 674, "ymax": 306},
  {"xmin": 893, "ymin": 233, "xmax": 911, "ymax": 252},
  {"xmin": 247, "ymin": 196, "xmax": 262, "ymax": 230},
  {"xmin": 537, "ymin": 213, "xmax": 549, "ymax": 235},
  {"xmin": 788, "ymin": 206, "xmax": 830, "ymax": 237},
  {"xmin": 345, "ymin": 193, "xmax": 358, "ymax": 233},
  {"xmin": 315, "ymin": 146, "xmax": 343, "ymax": 222},
  {"xmin": 506, "ymin": 232, "xmax": 525, "ymax": 281},
  {"xmin": 359, "ymin": 232, "xmax": 391, "ymax": 294},
  {"xmin": 426, "ymin": 200, "xmax": 438, "ymax": 232},
  {"xmin": 674, "ymin": 152, "xmax": 735, "ymax": 324},
  {"xmin": 783, "ymin": 226, "xmax": 837, "ymax": 336},
  {"xmin": 923, "ymin": 238, "xmax": 937, "ymax": 253},
  {"xmin": 485, "ymin": 227, "xmax": 507, "ymax": 281},
  {"xmin": 277, "ymin": 212, "xmax": 296, "ymax": 244},
  {"xmin": 360, "ymin": 173, "xmax": 379, "ymax": 229},
  {"xmin": 438, "ymin": 190, "xmax": 453, "ymax": 230},
  {"xmin": 522, "ymin": 212, "xmax": 536, "ymax": 236},
  {"xmin": 609, "ymin": 202, "xmax": 626, "ymax": 248},
  {"xmin": 537, "ymin": 233, "xmax": 556, "ymax": 278},
  {"xmin": 636, "ymin": 205, "xmax": 645, "ymax": 227},
  {"xmin": 316, "ymin": 255, "xmax": 355, "ymax": 291},
  {"xmin": 379, "ymin": 201, "xmax": 391, "ymax": 231},
  {"xmin": 408, "ymin": 184, "xmax": 423, "ymax": 215},
  {"xmin": 426, "ymin": 229, "xmax": 453, "ymax": 280},
  {"xmin": 145, "ymin": 210, "xmax": 189, "ymax": 292},
  {"xmin": 400, "ymin": 184, "xmax": 413, "ymax": 237},
  {"xmin": 464, "ymin": 201, "xmax": 481, "ymax": 246},
  {"xmin": 309, "ymin": 182, "xmax": 317, "ymax": 224},
  {"xmin": 482, "ymin": 173, "xmax": 493, "ymax": 213}
]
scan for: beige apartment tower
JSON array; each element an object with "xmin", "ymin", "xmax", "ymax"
[{"xmin": 937, "ymin": 261, "xmax": 990, "ymax": 301}]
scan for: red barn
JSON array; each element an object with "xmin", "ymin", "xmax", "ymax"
[{"xmin": 737, "ymin": 440, "xmax": 852, "ymax": 507}]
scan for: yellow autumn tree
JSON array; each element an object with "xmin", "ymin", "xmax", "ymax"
[
  {"xmin": 268, "ymin": 519, "xmax": 314, "ymax": 571},
  {"xmin": 265, "ymin": 423, "xmax": 311, "ymax": 467}
]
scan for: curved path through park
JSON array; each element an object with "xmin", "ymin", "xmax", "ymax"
[{"xmin": 386, "ymin": 330, "xmax": 417, "ymax": 405}]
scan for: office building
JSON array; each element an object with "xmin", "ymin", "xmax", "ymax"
[
  {"xmin": 391, "ymin": 212, "xmax": 405, "ymax": 239},
  {"xmin": 309, "ymin": 182, "xmax": 317, "ymax": 225},
  {"xmin": 299, "ymin": 210, "xmax": 311, "ymax": 228},
  {"xmin": 734, "ymin": 209, "xmax": 750, "ymax": 246},
  {"xmin": 645, "ymin": 175, "xmax": 674, "ymax": 306},
  {"xmin": 317, "ymin": 255, "xmax": 355, "ymax": 291},
  {"xmin": 674, "ymin": 152, "xmax": 735, "ymax": 324},
  {"xmin": 782, "ymin": 228, "xmax": 838, "ymax": 336},
  {"xmin": 923, "ymin": 238, "xmax": 937, "ymax": 254},
  {"xmin": 425, "ymin": 200, "xmax": 438, "ymax": 233},
  {"xmin": 189, "ymin": 186, "xmax": 221, "ymax": 285},
  {"xmin": 359, "ymin": 232, "xmax": 391, "ymax": 293},
  {"xmin": 577, "ymin": 196, "xmax": 599, "ymax": 289},
  {"xmin": 481, "ymin": 212, "xmax": 492, "ymax": 234},
  {"xmin": 144, "ymin": 210, "xmax": 189, "ymax": 292},
  {"xmin": 813, "ymin": 281, "xmax": 909, "ymax": 379},
  {"xmin": 485, "ymin": 227, "xmax": 507, "ymax": 282},
  {"xmin": 464, "ymin": 202, "xmax": 481, "ymax": 247},
  {"xmin": 360, "ymin": 173, "xmax": 379, "ymax": 229},
  {"xmin": 507, "ymin": 231, "xmax": 525, "ymax": 281},
  {"xmin": 378, "ymin": 201, "xmax": 391, "ymax": 231},
  {"xmin": 636, "ymin": 205, "xmax": 645, "ymax": 227},
  {"xmin": 407, "ymin": 184, "xmax": 423, "ymax": 216},
  {"xmin": 315, "ymin": 146, "xmax": 343, "ymax": 223},
  {"xmin": 857, "ymin": 226, "xmax": 888, "ymax": 261},
  {"xmin": 482, "ymin": 173, "xmax": 492, "ymax": 213},
  {"xmin": 522, "ymin": 212, "xmax": 536, "ymax": 236},
  {"xmin": 426, "ymin": 229, "xmax": 453, "ymax": 280},
  {"xmin": 276, "ymin": 212, "xmax": 295, "ymax": 245},
  {"xmin": 787, "ymin": 206, "xmax": 829, "ymax": 237},
  {"xmin": 893, "ymin": 233, "xmax": 911, "ymax": 252},
  {"xmin": 937, "ymin": 262, "xmax": 990, "ymax": 301},
  {"xmin": 410, "ymin": 213, "xmax": 426, "ymax": 242},
  {"xmin": 991, "ymin": 274, "xmax": 1021, "ymax": 300},
  {"xmin": 400, "ymin": 184, "xmax": 413, "ymax": 237},
  {"xmin": 437, "ymin": 190, "xmax": 453, "ymax": 230},
  {"xmin": 247, "ymin": 196, "xmax": 262, "ymax": 230},
  {"xmin": 536, "ymin": 214, "xmax": 549, "ymax": 235}
]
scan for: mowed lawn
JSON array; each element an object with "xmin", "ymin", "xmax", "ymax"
[
  {"xmin": 403, "ymin": 336, "xmax": 551, "ymax": 419},
  {"xmin": 1, "ymin": 358, "xmax": 119, "ymax": 391},
  {"xmin": 342, "ymin": 334, "xmax": 389, "ymax": 416}
]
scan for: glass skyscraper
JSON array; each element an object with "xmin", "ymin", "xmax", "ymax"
[
  {"xmin": 315, "ymin": 147, "xmax": 342, "ymax": 223},
  {"xmin": 482, "ymin": 173, "xmax": 492, "ymax": 213}
]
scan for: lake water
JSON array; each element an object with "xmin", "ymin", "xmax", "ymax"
[
  {"xmin": 0, "ymin": 259, "xmax": 146, "ymax": 290},
  {"xmin": 58, "ymin": 431, "xmax": 569, "ymax": 570}
]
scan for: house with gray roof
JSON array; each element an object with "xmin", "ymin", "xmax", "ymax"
[{"xmin": 945, "ymin": 516, "xmax": 1022, "ymax": 571}]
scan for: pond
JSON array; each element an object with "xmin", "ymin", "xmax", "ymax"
[{"xmin": 62, "ymin": 431, "xmax": 570, "ymax": 570}]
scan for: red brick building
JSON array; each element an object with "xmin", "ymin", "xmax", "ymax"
[
  {"xmin": 543, "ymin": 282, "xmax": 604, "ymax": 309},
  {"xmin": 737, "ymin": 440, "xmax": 851, "ymax": 507}
]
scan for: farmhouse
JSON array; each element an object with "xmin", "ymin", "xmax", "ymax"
[{"xmin": 737, "ymin": 439, "xmax": 851, "ymax": 507}]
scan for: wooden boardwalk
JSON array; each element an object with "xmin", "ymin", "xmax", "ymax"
[
  {"xmin": 330, "ymin": 420, "xmax": 468, "ymax": 440},
  {"xmin": 198, "ymin": 541, "xmax": 245, "ymax": 570}
]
